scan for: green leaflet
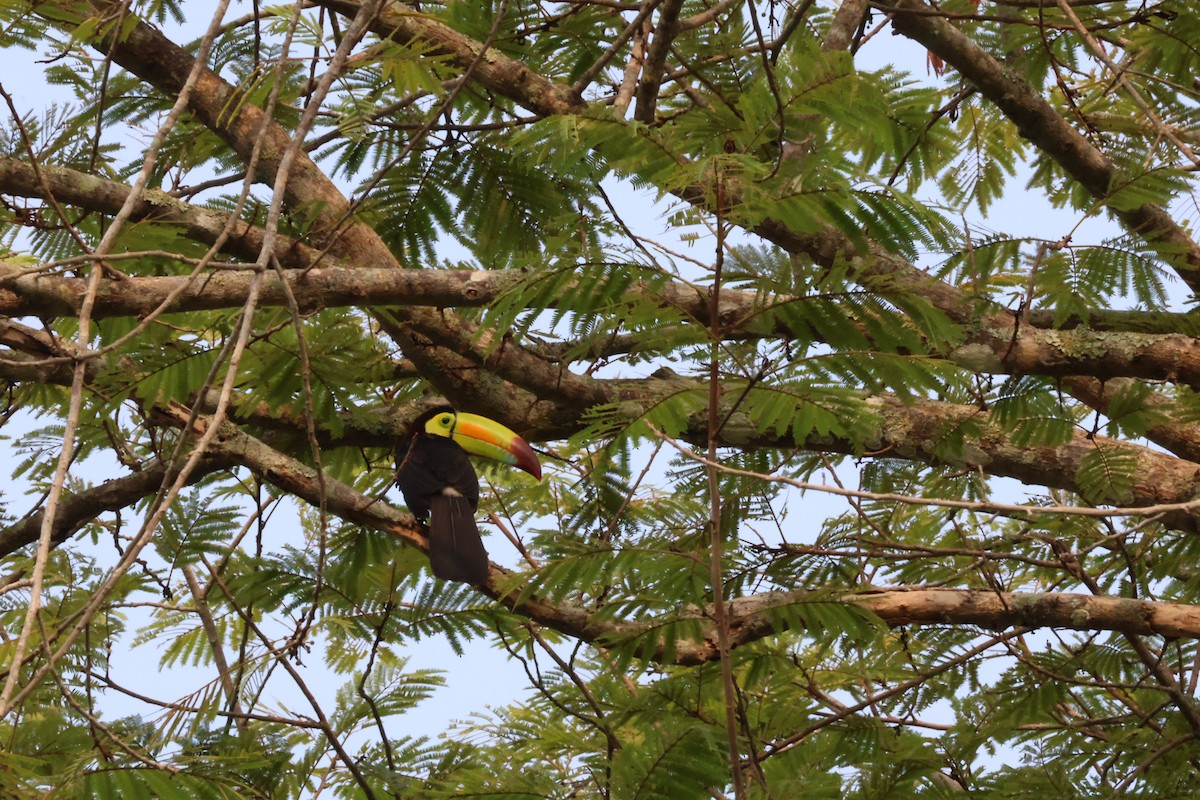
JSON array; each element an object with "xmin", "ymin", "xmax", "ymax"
[
  {"xmin": 154, "ymin": 487, "xmax": 242, "ymax": 568},
  {"xmin": 989, "ymin": 375, "xmax": 1076, "ymax": 448},
  {"xmin": 1074, "ymin": 443, "xmax": 1139, "ymax": 506}
]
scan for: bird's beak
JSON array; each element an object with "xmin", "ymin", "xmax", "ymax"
[{"xmin": 451, "ymin": 413, "xmax": 542, "ymax": 480}]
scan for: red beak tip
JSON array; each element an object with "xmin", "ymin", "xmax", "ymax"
[{"xmin": 519, "ymin": 447, "xmax": 543, "ymax": 481}]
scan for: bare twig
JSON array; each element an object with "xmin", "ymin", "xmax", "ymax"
[{"xmin": 707, "ymin": 163, "xmax": 748, "ymax": 798}]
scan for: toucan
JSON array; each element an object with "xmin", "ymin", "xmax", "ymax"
[{"xmin": 395, "ymin": 406, "xmax": 542, "ymax": 584}]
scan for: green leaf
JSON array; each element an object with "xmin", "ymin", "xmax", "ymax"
[{"xmin": 1074, "ymin": 443, "xmax": 1139, "ymax": 506}]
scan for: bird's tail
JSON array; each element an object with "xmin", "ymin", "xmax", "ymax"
[{"xmin": 427, "ymin": 494, "xmax": 490, "ymax": 584}]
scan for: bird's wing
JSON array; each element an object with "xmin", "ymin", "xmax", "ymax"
[
  {"xmin": 425, "ymin": 437, "xmax": 481, "ymax": 508},
  {"xmin": 396, "ymin": 435, "xmax": 481, "ymax": 518}
]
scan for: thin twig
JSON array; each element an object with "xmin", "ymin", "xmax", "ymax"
[
  {"xmin": 181, "ymin": 564, "xmax": 248, "ymax": 733},
  {"xmin": 707, "ymin": 164, "xmax": 747, "ymax": 798}
]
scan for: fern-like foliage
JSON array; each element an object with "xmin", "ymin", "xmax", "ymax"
[{"xmin": 4, "ymin": 1, "xmax": 1200, "ymax": 797}]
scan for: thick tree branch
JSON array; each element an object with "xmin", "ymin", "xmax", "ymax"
[
  {"xmin": 708, "ymin": 393, "xmax": 1200, "ymax": 532},
  {"xmin": 153, "ymin": 401, "xmax": 1200, "ymax": 666},
  {"xmin": 0, "ymin": 261, "xmax": 519, "ymax": 319},
  {"xmin": 11, "ymin": 257, "xmax": 1200, "ymax": 389},
  {"xmin": 633, "ymin": 0, "xmax": 685, "ymax": 124},
  {"xmin": 0, "ymin": 157, "xmax": 324, "ymax": 270},
  {"xmin": 822, "ymin": 0, "xmax": 869, "ymax": 52},
  {"xmin": 315, "ymin": 0, "xmax": 587, "ymax": 115},
  {"xmin": 0, "ymin": 455, "xmax": 234, "ymax": 563},
  {"xmin": 703, "ymin": 587, "xmax": 1200, "ymax": 666}
]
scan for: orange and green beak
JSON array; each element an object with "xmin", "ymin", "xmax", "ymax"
[{"xmin": 445, "ymin": 412, "xmax": 542, "ymax": 480}]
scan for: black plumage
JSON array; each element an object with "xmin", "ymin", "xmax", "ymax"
[{"xmin": 395, "ymin": 414, "xmax": 490, "ymax": 584}]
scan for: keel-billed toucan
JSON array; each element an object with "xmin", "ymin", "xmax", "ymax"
[{"xmin": 395, "ymin": 406, "xmax": 541, "ymax": 584}]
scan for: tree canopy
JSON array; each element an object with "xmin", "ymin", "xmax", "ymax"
[{"xmin": 1, "ymin": 0, "xmax": 1199, "ymax": 796}]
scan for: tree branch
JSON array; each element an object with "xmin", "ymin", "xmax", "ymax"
[
  {"xmin": 0, "ymin": 455, "xmax": 233, "ymax": 572},
  {"xmin": 315, "ymin": 0, "xmax": 587, "ymax": 115},
  {"xmin": 150, "ymin": 401, "xmax": 1200, "ymax": 666}
]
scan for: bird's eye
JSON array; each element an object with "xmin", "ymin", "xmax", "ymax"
[{"xmin": 440, "ymin": 415, "xmax": 452, "ymax": 426}]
